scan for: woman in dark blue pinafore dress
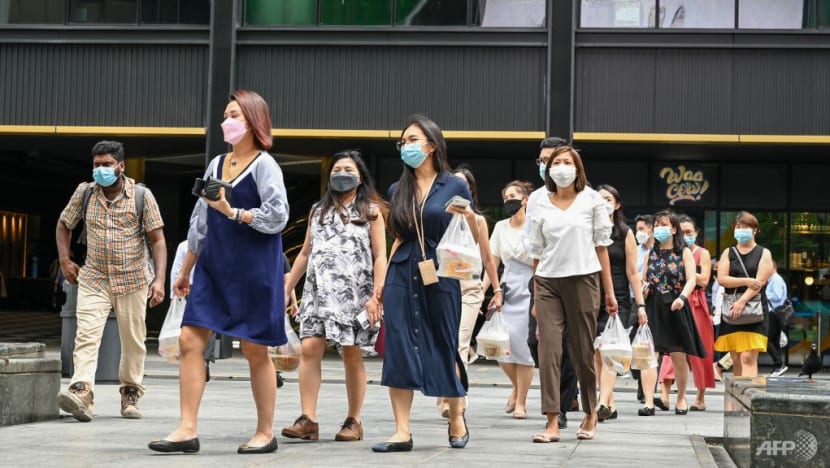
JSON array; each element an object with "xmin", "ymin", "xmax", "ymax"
[
  {"xmin": 150, "ymin": 90, "xmax": 289, "ymax": 455},
  {"xmin": 372, "ymin": 115, "xmax": 481, "ymax": 453}
]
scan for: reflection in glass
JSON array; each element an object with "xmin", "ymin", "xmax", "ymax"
[
  {"xmin": 246, "ymin": 0, "xmax": 316, "ymax": 25},
  {"xmin": 659, "ymin": 0, "xmax": 735, "ymax": 28},
  {"xmin": 69, "ymin": 0, "xmax": 137, "ymax": 23},
  {"xmin": 476, "ymin": 0, "xmax": 546, "ymax": 27},
  {"xmin": 0, "ymin": 0, "xmax": 65, "ymax": 24},
  {"xmin": 397, "ymin": 0, "xmax": 466, "ymax": 26},
  {"xmin": 739, "ymin": 0, "xmax": 803, "ymax": 29},
  {"xmin": 580, "ymin": 0, "xmax": 656, "ymax": 28},
  {"xmin": 141, "ymin": 0, "xmax": 209, "ymax": 24},
  {"xmin": 322, "ymin": 0, "xmax": 391, "ymax": 25}
]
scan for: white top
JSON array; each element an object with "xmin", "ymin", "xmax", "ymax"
[
  {"xmin": 522, "ymin": 186, "xmax": 547, "ymax": 254},
  {"xmin": 491, "ymin": 218, "xmax": 535, "ymax": 271},
  {"xmin": 526, "ymin": 187, "xmax": 613, "ymax": 278}
]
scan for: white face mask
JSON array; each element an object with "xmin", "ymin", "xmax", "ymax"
[
  {"xmin": 605, "ymin": 202, "xmax": 616, "ymax": 216},
  {"xmin": 549, "ymin": 165, "xmax": 576, "ymax": 188},
  {"xmin": 636, "ymin": 231, "xmax": 650, "ymax": 245}
]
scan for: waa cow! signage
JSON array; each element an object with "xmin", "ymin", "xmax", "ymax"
[{"xmin": 652, "ymin": 164, "xmax": 717, "ymax": 207}]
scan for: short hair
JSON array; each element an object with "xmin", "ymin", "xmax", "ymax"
[
  {"xmin": 733, "ymin": 211, "xmax": 760, "ymax": 230},
  {"xmin": 540, "ymin": 136, "xmax": 568, "ymax": 150},
  {"xmin": 544, "ymin": 146, "xmax": 587, "ymax": 194},
  {"xmin": 229, "ymin": 89, "xmax": 273, "ymax": 150},
  {"xmin": 635, "ymin": 214, "xmax": 654, "ymax": 227},
  {"xmin": 91, "ymin": 140, "xmax": 124, "ymax": 162},
  {"xmin": 502, "ymin": 180, "xmax": 534, "ymax": 198}
]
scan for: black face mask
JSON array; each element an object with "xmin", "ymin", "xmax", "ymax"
[
  {"xmin": 504, "ymin": 199, "xmax": 523, "ymax": 217},
  {"xmin": 329, "ymin": 172, "xmax": 360, "ymax": 193}
]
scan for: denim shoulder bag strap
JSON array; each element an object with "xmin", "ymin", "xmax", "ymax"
[{"xmin": 722, "ymin": 247, "xmax": 765, "ymax": 325}]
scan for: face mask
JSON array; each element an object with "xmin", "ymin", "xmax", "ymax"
[
  {"xmin": 635, "ymin": 231, "xmax": 650, "ymax": 245},
  {"xmin": 538, "ymin": 164, "xmax": 547, "ymax": 182},
  {"xmin": 684, "ymin": 235, "xmax": 697, "ymax": 246},
  {"xmin": 734, "ymin": 228, "xmax": 753, "ymax": 244},
  {"xmin": 400, "ymin": 142, "xmax": 428, "ymax": 169},
  {"xmin": 221, "ymin": 117, "xmax": 248, "ymax": 145},
  {"xmin": 503, "ymin": 199, "xmax": 523, "ymax": 217},
  {"xmin": 605, "ymin": 202, "xmax": 616, "ymax": 216},
  {"xmin": 93, "ymin": 167, "xmax": 118, "ymax": 187},
  {"xmin": 549, "ymin": 165, "xmax": 576, "ymax": 188},
  {"xmin": 653, "ymin": 226, "xmax": 672, "ymax": 244},
  {"xmin": 329, "ymin": 172, "xmax": 359, "ymax": 193}
]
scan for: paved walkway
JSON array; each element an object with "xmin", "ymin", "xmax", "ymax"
[{"xmin": 0, "ymin": 341, "xmax": 743, "ymax": 467}]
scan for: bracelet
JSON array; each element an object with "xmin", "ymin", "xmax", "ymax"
[
  {"xmin": 493, "ymin": 288, "xmax": 503, "ymax": 293},
  {"xmin": 679, "ymin": 294, "xmax": 688, "ymax": 302},
  {"xmin": 236, "ymin": 209, "xmax": 245, "ymax": 223},
  {"xmin": 227, "ymin": 208, "xmax": 238, "ymax": 220},
  {"xmin": 637, "ymin": 304, "xmax": 646, "ymax": 309}
]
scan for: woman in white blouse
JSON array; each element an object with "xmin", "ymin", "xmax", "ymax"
[
  {"xmin": 487, "ymin": 180, "xmax": 536, "ymax": 419},
  {"xmin": 526, "ymin": 146, "xmax": 618, "ymax": 443}
]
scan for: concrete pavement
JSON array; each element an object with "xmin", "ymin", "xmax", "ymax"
[{"xmin": 0, "ymin": 343, "xmax": 737, "ymax": 467}]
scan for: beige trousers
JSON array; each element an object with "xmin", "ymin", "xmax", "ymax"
[
  {"xmin": 458, "ymin": 279, "xmax": 484, "ymax": 367},
  {"xmin": 535, "ymin": 273, "xmax": 600, "ymax": 415},
  {"xmin": 70, "ymin": 280, "xmax": 148, "ymax": 393}
]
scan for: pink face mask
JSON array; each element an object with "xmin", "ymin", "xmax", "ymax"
[{"xmin": 221, "ymin": 117, "xmax": 248, "ymax": 145}]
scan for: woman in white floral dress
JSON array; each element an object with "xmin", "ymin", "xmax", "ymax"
[{"xmin": 281, "ymin": 150, "xmax": 388, "ymax": 442}]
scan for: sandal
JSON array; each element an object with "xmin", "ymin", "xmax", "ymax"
[{"xmin": 576, "ymin": 428, "xmax": 595, "ymax": 440}]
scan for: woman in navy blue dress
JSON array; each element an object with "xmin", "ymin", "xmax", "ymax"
[
  {"xmin": 150, "ymin": 90, "xmax": 289, "ymax": 455},
  {"xmin": 372, "ymin": 114, "xmax": 481, "ymax": 453}
]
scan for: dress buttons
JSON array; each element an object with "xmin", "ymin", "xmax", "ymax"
[
  {"xmin": 413, "ymin": 346, "xmax": 419, "ymax": 352},
  {"xmin": 413, "ymin": 293, "xmax": 418, "ymax": 298},
  {"xmin": 414, "ymin": 328, "xmax": 419, "ymax": 334}
]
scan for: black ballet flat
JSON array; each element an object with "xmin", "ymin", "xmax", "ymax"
[
  {"xmin": 653, "ymin": 397, "xmax": 669, "ymax": 411},
  {"xmin": 148, "ymin": 438, "xmax": 200, "ymax": 453},
  {"xmin": 675, "ymin": 407, "xmax": 688, "ymax": 416},
  {"xmin": 237, "ymin": 437, "xmax": 278, "ymax": 454},
  {"xmin": 637, "ymin": 406, "xmax": 655, "ymax": 417},
  {"xmin": 449, "ymin": 416, "xmax": 469, "ymax": 449},
  {"xmin": 372, "ymin": 437, "xmax": 414, "ymax": 452}
]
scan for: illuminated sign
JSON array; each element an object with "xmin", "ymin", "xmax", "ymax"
[{"xmin": 657, "ymin": 165, "xmax": 711, "ymax": 206}]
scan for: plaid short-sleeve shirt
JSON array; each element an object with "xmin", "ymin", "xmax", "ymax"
[{"xmin": 60, "ymin": 177, "xmax": 164, "ymax": 296}]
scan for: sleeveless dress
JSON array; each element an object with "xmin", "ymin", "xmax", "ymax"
[
  {"xmin": 381, "ymin": 172, "xmax": 471, "ymax": 397},
  {"xmin": 645, "ymin": 247, "xmax": 706, "ymax": 357},
  {"xmin": 596, "ymin": 225, "xmax": 632, "ymax": 336},
  {"xmin": 297, "ymin": 201, "xmax": 379, "ymax": 347},
  {"xmin": 714, "ymin": 245, "xmax": 769, "ymax": 353},
  {"xmin": 183, "ymin": 154, "xmax": 287, "ymax": 346}
]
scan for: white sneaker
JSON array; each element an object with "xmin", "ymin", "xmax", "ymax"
[{"xmin": 769, "ymin": 365, "xmax": 788, "ymax": 377}]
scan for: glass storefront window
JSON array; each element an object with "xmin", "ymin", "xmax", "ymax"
[
  {"xmin": 69, "ymin": 0, "xmax": 137, "ymax": 23},
  {"xmin": 246, "ymin": 0, "xmax": 316, "ymax": 26},
  {"xmin": 738, "ymin": 0, "xmax": 804, "ymax": 29},
  {"xmin": 580, "ymin": 0, "xmax": 657, "ymax": 28},
  {"xmin": 660, "ymin": 0, "xmax": 735, "ymax": 28},
  {"xmin": 717, "ymin": 211, "xmax": 787, "ymax": 268},
  {"xmin": 321, "ymin": 0, "xmax": 391, "ymax": 26},
  {"xmin": 476, "ymin": 0, "xmax": 546, "ymax": 27},
  {"xmin": 141, "ymin": 0, "xmax": 209, "ymax": 25},
  {"xmin": 0, "ymin": 0, "xmax": 65, "ymax": 24},
  {"xmin": 396, "ymin": 0, "xmax": 467, "ymax": 26}
]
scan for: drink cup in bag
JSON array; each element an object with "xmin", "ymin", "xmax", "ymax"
[{"xmin": 269, "ymin": 314, "xmax": 302, "ymax": 372}]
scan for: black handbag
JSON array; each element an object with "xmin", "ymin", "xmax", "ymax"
[{"xmin": 772, "ymin": 299, "xmax": 794, "ymax": 329}]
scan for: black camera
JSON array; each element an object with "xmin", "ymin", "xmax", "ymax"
[{"xmin": 192, "ymin": 176, "xmax": 233, "ymax": 201}]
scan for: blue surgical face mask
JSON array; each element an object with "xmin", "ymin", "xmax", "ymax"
[
  {"xmin": 93, "ymin": 167, "xmax": 118, "ymax": 187},
  {"xmin": 538, "ymin": 164, "xmax": 547, "ymax": 181},
  {"xmin": 400, "ymin": 142, "xmax": 428, "ymax": 169},
  {"xmin": 684, "ymin": 235, "xmax": 696, "ymax": 246},
  {"xmin": 734, "ymin": 228, "xmax": 753, "ymax": 244},
  {"xmin": 653, "ymin": 226, "xmax": 672, "ymax": 244}
]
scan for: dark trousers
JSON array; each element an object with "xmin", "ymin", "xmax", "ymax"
[
  {"xmin": 527, "ymin": 277, "xmax": 579, "ymax": 414},
  {"xmin": 766, "ymin": 314, "xmax": 786, "ymax": 368}
]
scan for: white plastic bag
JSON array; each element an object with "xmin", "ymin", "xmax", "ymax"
[
  {"xmin": 476, "ymin": 312, "xmax": 511, "ymax": 359},
  {"xmin": 158, "ymin": 297, "xmax": 186, "ymax": 363},
  {"xmin": 630, "ymin": 324, "xmax": 658, "ymax": 370},
  {"xmin": 436, "ymin": 214, "xmax": 482, "ymax": 280},
  {"xmin": 269, "ymin": 314, "xmax": 302, "ymax": 372},
  {"xmin": 597, "ymin": 315, "xmax": 632, "ymax": 372}
]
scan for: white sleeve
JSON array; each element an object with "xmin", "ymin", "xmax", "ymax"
[{"xmin": 248, "ymin": 155, "xmax": 289, "ymax": 234}]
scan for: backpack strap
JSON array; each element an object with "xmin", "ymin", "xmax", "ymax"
[
  {"xmin": 77, "ymin": 184, "xmax": 95, "ymax": 245},
  {"xmin": 134, "ymin": 183, "xmax": 146, "ymax": 233}
]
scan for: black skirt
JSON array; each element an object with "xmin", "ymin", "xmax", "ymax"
[{"xmin": 646, "ymin": 295, "xmax": 707, "ymax": 358}]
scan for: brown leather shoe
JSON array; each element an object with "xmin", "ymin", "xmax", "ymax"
[
  {"xmin": 281, "ymin": 414, "xmax": 319, "ymax": 440},
  {"xmin": 120, "ymin": 385, "xmax": 143, "ymax": 419},
  {"xmin": 334, "ymin": 417, "xmax": 363, "ymax": 441}
]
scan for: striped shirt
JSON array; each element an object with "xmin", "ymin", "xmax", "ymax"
[{"xmin": 60, "ymin": 177, "xmax": 164, "ymax": 296}]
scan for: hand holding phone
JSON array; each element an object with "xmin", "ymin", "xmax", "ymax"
[{"xmin": 444, "ymin": 195, "xmax": 470, "ymax": 211}]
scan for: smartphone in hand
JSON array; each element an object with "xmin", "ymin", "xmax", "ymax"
[{"xmin": 444, "ymin": 195, "xmax": 470, "ymax": 210}]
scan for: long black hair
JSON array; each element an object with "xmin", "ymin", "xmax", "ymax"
[
  {"xmin": 452, "ymin": 164, "xmax": 480, "ymax": 212},
  {"xmin": 596, "ymin": 184, "xmax": 627, "ymax": 241},
  {"xmin": 388, "ymin": 114, "xmax": 451, "ymax": 238},
  {"xmin": 316, "ymin": 150, "xmax": 386, "ymax": 226},
  {"xmin": 653, "ymin": 209, "xmax": 685, "ymax": 254}
]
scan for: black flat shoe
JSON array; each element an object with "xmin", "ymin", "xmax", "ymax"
[
  {"xmin": 653, "ymin": 398, "xmax": 669, "ymax": 411},
  {"xmin": 606, "ymin": 409, "xmax": 618, "ymax": 421},
  {"xmin": 237, "ymin": 437, "xmax": 278, "ymax": 454},
  {"xmin": 148, "ymin": 438, "xmax": 200, "ymax": 453},
  {"xmin": 448, "ymin": 416, "xmax": 469, "ymax": 449},
  {"xmin": 558, "ymin": 412, "xmax": 567, "ymax": 429},
  {"xmin": 675, "ymin": 407, "xmax": 688, "ymax": 415},
  {"xmin": 597, "ymin": 405, "xmax": 611, "ymax": 422},
  {"xmin": 637, "ymin": 406, "xmax": 655, "ymax": 416},
  {"xmin": 371, "ymin": 437, "xmax": 413, "ymax": 452}
]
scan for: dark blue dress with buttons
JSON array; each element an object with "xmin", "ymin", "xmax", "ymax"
[{"xmin": 381, "ymin": 172, "xmax": 471, "ymax": 397}]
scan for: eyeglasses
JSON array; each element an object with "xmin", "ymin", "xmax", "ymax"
[
  {"xmin": 396, "ymin": 139, "xmax": 427, "ymax": 151},
  {"xmin": 535, "ymin": 158, "xmax": 549, "ymax": 167}
]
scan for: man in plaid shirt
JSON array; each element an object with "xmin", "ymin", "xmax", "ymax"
[{"xmin": 55, "ymin": 140, "xmax": 167, "ymax": 422}]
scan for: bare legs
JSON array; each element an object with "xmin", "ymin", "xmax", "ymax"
[
  {"xmin": 732, "ymin": 350, "xmax": 759, "ymax": 377},
  {"xmin": 341, "ymin": 346, "xmax": 367, "ymax": 421},
  {"xmin": 670, "ymin": 352, "xmax": 689, "ymax": 411},
  {"xmin": 164, "ymin": 326, "xmax": 276, "ymax": 446},
  {"xmin": 498, "ymin": 362, "xmax": 534, "ymax": 415},
  {"xmin": 298, "ymin": 337, "xmax": 366, "ymax": 423},
  {"xmin": 641, "ymin": 367, "xmax": 657, "ymax": 408},
  {"xmin": 387, "ymin": 388, "xmax": 414, "ymax": 442},
  {"xmin": 594, "ymin": 351, "xmax": 618, "ymax": 411}
]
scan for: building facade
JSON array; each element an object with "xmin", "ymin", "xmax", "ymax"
[{"xmin": 1, "ymin": 0, "xmax": 829, "ymax": 355}]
